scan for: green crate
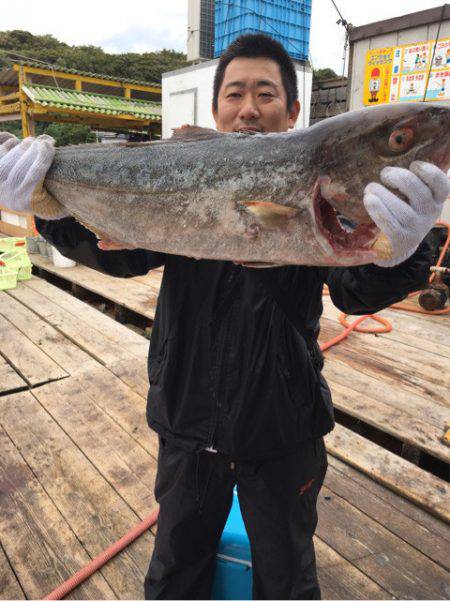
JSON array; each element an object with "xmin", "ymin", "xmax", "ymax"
[
  {"xmin": 0, "ymin": 249, "xmax": 31, "ymax": 268},
  {"xmin": 0, "ymin": 266, "xmax": 17, "ymax": 290},
  {"xmin": 17, "ymin": 264, "xmax": 32, "ymax": 281},
  {"xmin": 0, "ymin": 237, "xmax": 27, "ymax": 252},
  {"xmin": 0, "ymin": 249, "xmax": 32, "ymax": 282}
]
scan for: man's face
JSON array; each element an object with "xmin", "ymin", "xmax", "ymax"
[{"xmin": 213, "ymin": 57, "xmax": 300, "ymax": 133}]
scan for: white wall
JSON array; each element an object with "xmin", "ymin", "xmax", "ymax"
[{"xmin": 162, "ymin": 59, "xmax": 313, "ymax": 139}]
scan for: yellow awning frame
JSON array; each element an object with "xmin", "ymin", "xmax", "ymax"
[{"xmin": 0, "ymin": 63, "xmax": 162, "ymax": 137}]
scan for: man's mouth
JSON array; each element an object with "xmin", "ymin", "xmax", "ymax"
[{"xmin": 313, "ymin": 179, "xmax": 378, "ymax": 256}]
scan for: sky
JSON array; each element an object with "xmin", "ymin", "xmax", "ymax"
[{"xmin": 1, "ymin": 0, "xmax": 444, "ymax": 74}]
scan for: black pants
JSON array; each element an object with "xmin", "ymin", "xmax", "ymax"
[{"xmin": 145, "ymin": 437, "xmax": 328, "ymax": 600}]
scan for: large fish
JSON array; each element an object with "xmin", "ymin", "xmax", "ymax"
[{"xmin": 39, "ymin": 102, "xmax": 449, "ymax": 266}]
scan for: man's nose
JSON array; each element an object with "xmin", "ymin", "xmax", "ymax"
[{"xmin": 238, "ymin": 95, "xmax": 260, "ymax": 121}]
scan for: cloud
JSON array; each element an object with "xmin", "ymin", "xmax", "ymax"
[
  {"xmin": 0, "ymin": 0, "xmax": 443, "ymax": 73},
  {"xmin": 99, "ymin": 22, "xmax": 187, "ymax": 55}
]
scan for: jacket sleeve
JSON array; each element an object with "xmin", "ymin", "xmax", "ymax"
[
  {"xmin": 324, "ymin": 239, "xmax": 432, "ymax": 315},
  {"xmin": 35, "ymin": 216, "xmax": 166, "ymax": 278}
]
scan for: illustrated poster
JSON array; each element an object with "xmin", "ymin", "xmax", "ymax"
[{"xmin": 363, "ymin": 36, "xmax": 450, "ymax": 105}]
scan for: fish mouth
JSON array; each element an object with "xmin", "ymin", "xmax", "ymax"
[{"xmin": 313, "ymin": 179, "xmax": 379, "ymax": 258}]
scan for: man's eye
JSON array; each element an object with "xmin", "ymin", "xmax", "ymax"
[
  {"xmin": 227, "ymin": 93, "xmax": 241, "ymax": 98},
  {"xmin": 259, "ymin": 93, "xmax": 274, "ymax": 98}
]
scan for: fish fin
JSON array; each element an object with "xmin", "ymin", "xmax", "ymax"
[
  {"xmin": 171, "ymin": 124, "xmax": 225, "ymax": 142},
  {"xmin": 240, "ymin": 201, "xmax": 299, "ymax": 230},
  {"xmin": 30, "ymin": 182, "xmax": 68, "ymax": 219},
  {"xmin": 370, "ymin": 231, "xmax": 393, "ymax": 260}
]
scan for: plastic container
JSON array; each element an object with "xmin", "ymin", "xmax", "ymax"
[
  {"xmin": 0, "ymin": 264, "xmax": 17, "ymax": 290},
  {"xmin": 214, "ymin": 0, "xmax": 311, "ymax": 61},
  {"xmin": 51, "ymin": 246, "xmax": 76, "ymax": 268},
  {"xmin": 212, "ymin": 488, "xmax": 252, "ymax": 600},
  {"xmin": 0, "ymin": 249, "xmax": 32, "ymax": 281},
  {"xmin": 0, "ymin": 237, "xmax": 27, "ymax": 252},
  {"xmin": 37, "ymin": 237, "xmax": 49, "ymax": 257},
  {"xmin": 26, "ymin": 236, "xmax": 40, "ymax": 254}
]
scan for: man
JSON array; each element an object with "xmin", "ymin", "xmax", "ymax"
[{"xmin": 0, "ymin": 34, "xmax": 448, "ymax": 600}]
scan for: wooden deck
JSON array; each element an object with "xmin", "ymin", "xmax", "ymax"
[{"xmin": 1, "ymin": 268, "xmax": 449, "ymax": 598}]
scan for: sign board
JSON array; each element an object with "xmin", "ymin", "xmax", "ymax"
[{"xmin": 363, "ymin": 37, "xmax": 450, "ymax": 105}]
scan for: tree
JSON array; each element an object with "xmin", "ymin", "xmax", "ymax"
[
  {"xmin": 313, "ymin": 68, "xmax": 339, "ymax": 81},
  {"xmin": 0, "ymin": 122, "xmax": 95, "ymax": 146},
  {"xmin": 0, "ymin": 30, "xmax": 186, "ymax": 83}
]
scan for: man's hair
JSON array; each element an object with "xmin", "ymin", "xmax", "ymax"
[{"xmin": 213, "ymin": 33, "xmax": 298, "ymax": 111}]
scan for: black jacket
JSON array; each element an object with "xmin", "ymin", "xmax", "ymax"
[{"xmin": 36, "ymin": 216, "xmax": 432, "ymax": 460}]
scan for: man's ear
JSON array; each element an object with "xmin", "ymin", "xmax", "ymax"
[{"xmin": 288, "ymin": 100, "xmax": 301, "ymax": 129}]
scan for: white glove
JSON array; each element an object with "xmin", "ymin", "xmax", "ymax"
[
  {"xmin": 0, "ymin": 133, "xmax": 68, "ymax": 219},
  {"xmin": 364, "ymin": 161, "xmax": 450, "ymax": 267}
]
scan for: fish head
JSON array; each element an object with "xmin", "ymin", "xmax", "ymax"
[{"xmin": 307, "ymin": 102, "xmax": 450, "ymax": 262}]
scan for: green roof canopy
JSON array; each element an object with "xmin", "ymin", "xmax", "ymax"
[{"xmin": 22, "ymin": 84, "xmax": 161, "ymax": 121}]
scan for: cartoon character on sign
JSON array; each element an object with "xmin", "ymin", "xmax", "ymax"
[
  {"xmin": 407, "ymin": 80, "xmax": 417, "ymax": 95},
  {"xmin": 368, "ymin": 68, "xmax": 380, "ymax": 103}
]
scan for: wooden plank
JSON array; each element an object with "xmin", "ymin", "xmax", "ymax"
[
  {"xmin": 324, "ymin": 460, "xmax": 450, "ymax": 571},
  {"xmin": 0, "ymin": 354, "xmax": 26, "ymax": 394},
  {"xmin": 74, "ymin": 364, "xmax": 159, "ymax": 459},
  {"xmin": 7, "ymin": 284, "xmax": 135, "ymax": 367},
  {"xmin": 25, "ymin": 277, "xmax": 150, "ymax": 359},
  {"xmin": 326, "ymin": 454, "xmax": 450, "ymax": 541},
  {"xmin": 31, "ymin": 253, "xmax": 158, "ymax": 320},
  {"xmin": 32, "ymin": 377, "xmax": 158, "ymax": 518},
  {"xmin": 0, "ymin": 390, "xmax": 154, "ymax": 599},
  {"xmin": 316, "ymin": 484, "xmax": 450, "ymax": 600},
  {"xmin": 0, "ymin": 290, "xmax": 97, "ymax": 375},
  {"xmin": 0, "ymin": 314, "xmax": 68, "ymax": 387},
  {"xmin": 0, "ymin": 540, "xmax": 25, "ymax": 601},
  {"xmin": 320, "ymin": 319, "xmax": 449, "ymax": 408},
  {"xmin": 325, "ymin": 424, "xmax": 450, "ymax": 522},
  {"xmin": 108, "ymin": 358, "xmax": 150, "ymax": 401},
  {"xmin": 323, "ymin": 358, "xmax": 450, "ymax": 430},
  {"xmin": 328, "ymin": 380, "xmax": 449, "ymax": 464},
  {"xmin": 320, "ymin": 313, "xmax": 450, "ymax": 390},
  {"xmin": 0, "ymin": 425, "xmax": 115, "ymax": 600},
  {"xmin": 321, "ymin": 296, "xmax": 450, "ymax": 356},
  {"xmin": 315, "ymin": 538, "xmax": 392, "ymax": 600}
]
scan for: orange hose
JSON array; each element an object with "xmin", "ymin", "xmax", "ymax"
[
  {"xmin": 320, "ymin": 314, "xmax": 391, "ymax": 352},
  {"xmin": 43, "ymin": 508, "xmax": 159, "ymax": 600}
]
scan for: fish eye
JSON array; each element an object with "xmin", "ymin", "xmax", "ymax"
[{"xmin": 388, "ymin": 128, "xmax": 414, "ymax": 153}]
